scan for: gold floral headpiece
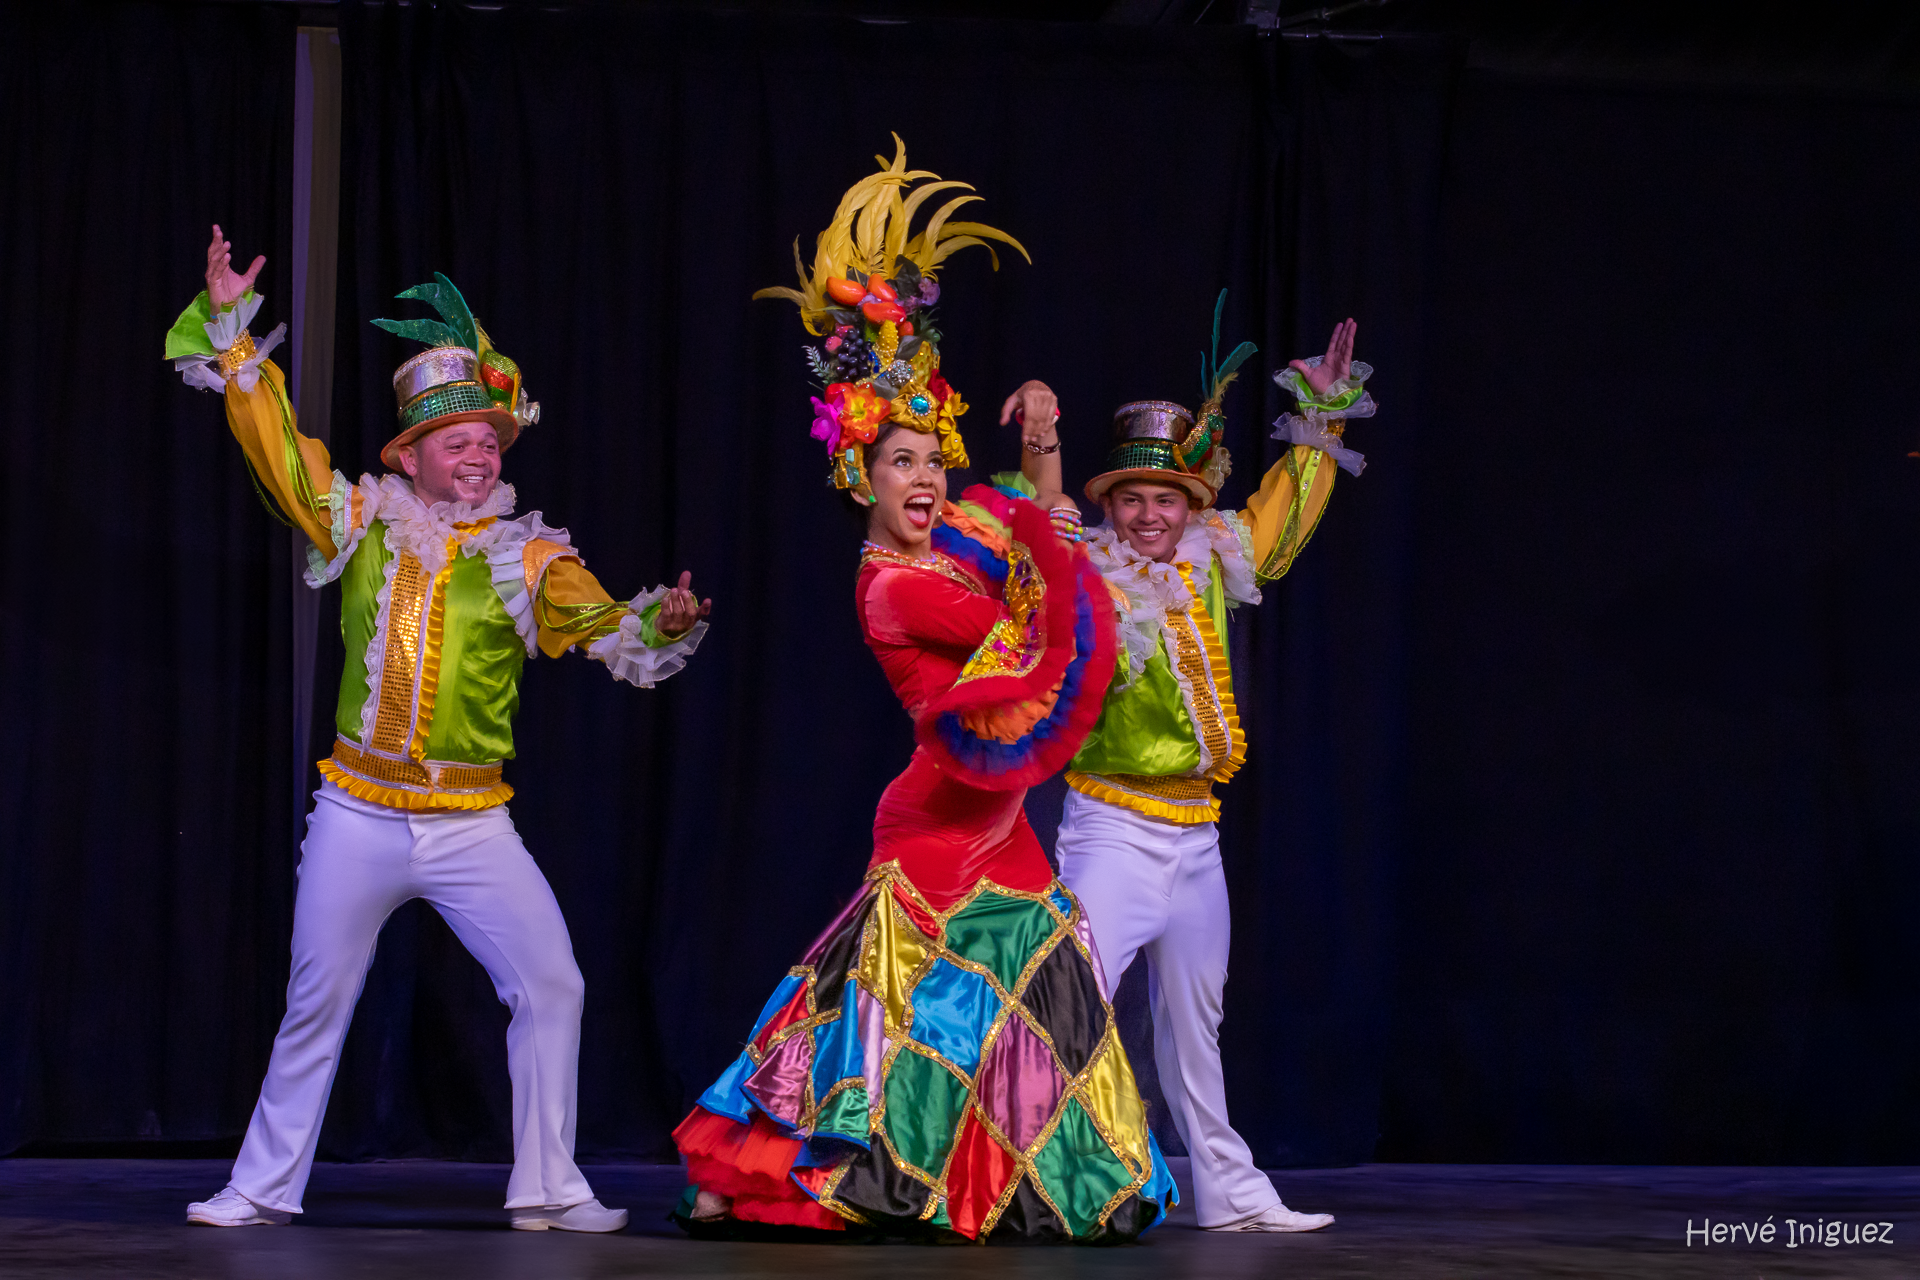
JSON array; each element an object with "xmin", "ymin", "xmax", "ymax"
[{"xmin": 754, "ymin": 135, "xmax": 1029, "ymax": 504}]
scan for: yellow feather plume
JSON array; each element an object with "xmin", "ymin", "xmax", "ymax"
[{"xmin": 753, "ymin": 134, "xmax": 1030, "ymax": 335}]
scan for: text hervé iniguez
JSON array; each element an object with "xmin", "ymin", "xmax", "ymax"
[{"xmin": 1685, "ymin": 1217, "xmax": 1893, "ymax": 1248}]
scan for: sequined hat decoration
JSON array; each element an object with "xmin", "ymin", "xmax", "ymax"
[
  {"xmin": 372, "ymin": 273, "xmax": 540, "ymax": 470},
  {"xmin": 1084, "ymin": 291, "xmax": 1257, "ymax": 509},
  {"xmin": 755, "ymin": 134, "xmax": 1030, "ymax": 504}
]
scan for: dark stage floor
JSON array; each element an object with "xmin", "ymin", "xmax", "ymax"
[{"xmin": 0, "ymin": 1157, "xmax": 1913, "ymax": 1278}]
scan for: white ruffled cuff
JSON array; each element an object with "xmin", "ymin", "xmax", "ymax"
[
  {"xmin": 173, "ymin": 292, "xmax": 287, "ymax": 394},
  {"xmin": 1272, "ymin": 412, "xmax": 1368, "ymax": 476},
  {"xmin": 1271, "ymin": 357, "xmax": 1369, "ymax": 477},
  {"xmin": 586, "ymin": 587, "xmax": 708, "ymax": 689},
  {"xmin": 303, "ymin": 472, "xmax": 365, "ymax": 587}
]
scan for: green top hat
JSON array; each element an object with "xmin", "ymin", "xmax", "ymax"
[
  {"xmin": 1084, "ymin": 400, "xmax": 1215, "ymax": 506},
  {"xmin": 373, "ymin": 273, "xmax": 539, "ymax": 470}
]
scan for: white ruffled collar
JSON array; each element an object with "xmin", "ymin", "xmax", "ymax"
[
  {"xmin": 1086, "ymin": 512, "xmax": 1256, "ymax": 605},
  {"xmin": 373, "ymin": 472, "xmax": 517, "ymax": 526},
  {"xmin": 1086, "ymin": 511, "xmax": 1260, "ymax": 683},
  {"xmin": 365, "ymin": 474, "xmax": 520, "ymax": 574}
]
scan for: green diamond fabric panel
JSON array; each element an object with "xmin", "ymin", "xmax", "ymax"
[
  {"xmin": 943, "ymin": 890, "xmax": 1060, "ymax": 993},
  {"xmin": 882, "ymin": 1046, "xmax": 971, "ymax": 1177},
  {"xmin": 1029, "ymin": 1096, "xmax": 1140, "ymax": 1238}
]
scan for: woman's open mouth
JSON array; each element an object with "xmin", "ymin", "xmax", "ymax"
[{"xmin": 903, "ymin": 493, "xmax": 935, "ymax": 530}]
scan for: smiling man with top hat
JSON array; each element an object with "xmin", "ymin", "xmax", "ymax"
[
  {"xmin": 164, "ymin": 226, "xmax": 710, "ymax": 1232},
  {"xmin": 1053, "ymin": 296, "xmax": 1373, "ymax": 1233}
]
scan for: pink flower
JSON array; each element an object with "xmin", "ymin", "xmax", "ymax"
[
  {"xmin": 810, "ymin": 395, "xmax": 843, "ymax": 450},
  {"xmin": 825, "ymin": 335, "xmax": 843, "ymax": 352}
]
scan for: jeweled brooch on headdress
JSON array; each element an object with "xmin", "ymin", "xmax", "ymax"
[{"xmin": 755, "ymin": 134, "xmax": 1029, "ymax": 504}]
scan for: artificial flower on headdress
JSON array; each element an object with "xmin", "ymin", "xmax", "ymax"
[
  {"xmin": 810, "ymin": 392, "xmax": 843, "ymax": 451},
  {"xmin": 833, "ymin": 382, "xmax": 891, "ymax": 447},
  {"xmin": 756, "ymin": 134, "xmax": 1028, "ymax": 503}
]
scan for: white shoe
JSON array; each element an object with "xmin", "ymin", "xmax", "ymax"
[
  {"xmin": 186, "ymin": 1186, "xmax": 291, "ymax": 1227},
  {"xmin": 1207, "ymin": 1201, "xmax": 1336, "ymax": 1233},
  {"xmin": 510, "ymin": 1198, "xmax": 630, "ymax": 1233}
]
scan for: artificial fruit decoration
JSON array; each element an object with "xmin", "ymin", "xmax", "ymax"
[{"xmin": 825, "ymin": 276, "xmax": 867, "ymax": 306}]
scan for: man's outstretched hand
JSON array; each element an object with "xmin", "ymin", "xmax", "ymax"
[
  {"xmin": 205, "ymin": 224, "xmax": 265, "ymax": 312},
  {"xmin": 658, "ymin": 571, "xmax": 712, "ymax": 639},
  {"xmin": 1289, "ymin": 318, "xmax": 1357, "ymax": 397}
]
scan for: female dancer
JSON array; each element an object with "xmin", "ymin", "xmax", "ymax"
[{"xmin": 671, "ymin": 140, "xmax": 1177, "ymax": 1243}]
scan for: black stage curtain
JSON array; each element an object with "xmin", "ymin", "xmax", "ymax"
[
  {"xmin": 0, "ymin": 3, "xmax": 298, "ymax": 1154},
  {"xmin": 5, "ymin": 2, "xmax": 1917, "ymax": 1170},
  {"xmin": 1381, "ymin": 65, "xmax": 1920, "ymax": 1164}
]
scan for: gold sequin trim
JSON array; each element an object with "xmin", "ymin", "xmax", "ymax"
[
  {"xmin": 406, "ymin": 540, "xmax": 459, "ymax": 765},
  {"xmin": 954, "ymin": 541, "xmax": 1046, "ymax": 686},
  {"xmin": 216, "ymin": 330, "xmax": 257, "ymax": 377},
  {"xmin": 858, "ymin": 546, "xmax": 986, "ymax": 596},
  {"xmin": 1163, "ymin": 578, "xmax": 1231, "ymax": 773},
  {"xmin": 1181, "ymin": 562, "xmax": 1247, "ymax": 783},
  {"xmin": 1085, "ymin": 771, "xmax": 1214, "ymax": 804},
  {"xmin": 370, "ymin": 552, "xmax": 430, "ymax": 753}
]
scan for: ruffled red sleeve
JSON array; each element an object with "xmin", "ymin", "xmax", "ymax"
[{"xmin": 859, "ymin": 566, "xmax": 1002, "ymax": 656}]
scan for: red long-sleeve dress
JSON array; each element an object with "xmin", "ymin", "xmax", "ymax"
[{"xmin": 671, "ymin": 485, "xmax": 1177, "ymax": 1243}]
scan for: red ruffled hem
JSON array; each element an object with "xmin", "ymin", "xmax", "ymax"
[{"xmin": 672, "ymin": 1107, "xmax": 846, "ymax": 1231}]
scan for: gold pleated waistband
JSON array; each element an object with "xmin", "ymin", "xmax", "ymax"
[
  {"xmin": 326, "ymin": 736, "xmax": 503, "ymax": 795},
  {"xmin": 1065, "ymin": 770, "xmax": 1220, "ymax": 824}
]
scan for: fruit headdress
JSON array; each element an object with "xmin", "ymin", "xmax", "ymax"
[{"xmin": 755, "ymin": 135, "xmax": 1028, "ymax": 504}]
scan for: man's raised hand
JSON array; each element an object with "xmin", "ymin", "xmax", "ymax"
[
  {"xmin": 657, "ymin": 571, "xmax": 712, "ymax": 640},
  {"xmin": 205, "ymin": 224, "xmax": 266, "ymax": 312},
  {"xmin": 1289, "ymin": 318, "xmax": 1357, "ymax": 397}
]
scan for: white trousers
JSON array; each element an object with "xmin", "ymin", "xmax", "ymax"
[
  {"xmin": 1054, "ymin": 788, "xmax": 1280, "ymax": 1228},
  {"xmin": 229, "ymin": 782, "xmax": 594, "ymax": 1213}
]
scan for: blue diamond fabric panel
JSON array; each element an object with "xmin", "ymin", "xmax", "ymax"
[{"xmin": 908, "ymin": 958, "xmax": 1001, "ymax": 1075}]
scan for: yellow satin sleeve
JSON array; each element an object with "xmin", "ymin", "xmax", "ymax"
[
  {"xmin": 533, "ymin": 557, "xmax": 626, "ymax": 658},
  {"xmin": 222, "ymin": 358, "xmax": 347, "ymax": 559},
  {"xmin": 1237, "ymin": 440, "xmax": 1338, "ymax": 584}
]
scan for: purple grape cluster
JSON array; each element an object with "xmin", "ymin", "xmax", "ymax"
[{"xmin": 825, "ymin": 331, "xmax": 874, "ymax": 381}]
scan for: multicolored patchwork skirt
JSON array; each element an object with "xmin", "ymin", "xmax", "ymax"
[{"xmin": 674, "ymin": 861, "xmax": 1177, "ymax": 1243}]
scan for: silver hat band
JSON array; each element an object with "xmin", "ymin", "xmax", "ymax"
[{"xmin": 392, "ymin": 347, "xmax": 480, "ymax": 405}]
